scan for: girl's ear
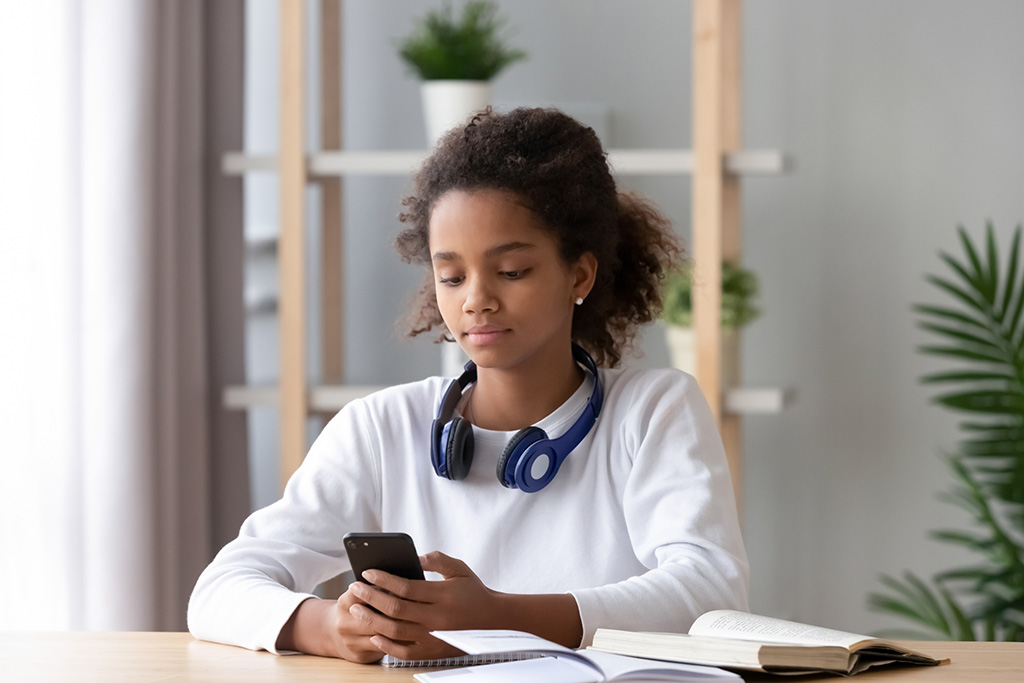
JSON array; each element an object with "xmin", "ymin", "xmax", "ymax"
[{"xmin": 572, "ymin": 252, "xmax": 598, "ymax": 303}]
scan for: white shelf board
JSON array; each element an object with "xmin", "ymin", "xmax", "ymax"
[
  {"xmin": 223, "ymin": 384, "xmax": 387, "ymax": 411},
  {"xmin": 310, "ymin": 385, "xmax": 389, "ymax": 411},
  {"xmin": 724, "ymin": 386, "xmax": 796, "ymax": 414},
  {"xmin": 311, "ymin": 151, "xmax": 427, "ymax": 175},
  {"xmin": 222, "ymin": 149, "xmax": 788, "ymax": 177},
  {"xmin": 225, "ymin": 384, "xmax": 794, "ymax": 415}
]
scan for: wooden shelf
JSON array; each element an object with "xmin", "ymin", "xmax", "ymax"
[
  {"xmin": 242, "ymin": 0, "xmax": 791, "ymax": 504},
  {"xmin": 224, "ymin": 383, "xmax": 790, "ymax": 415},
  {"xmin": 222, "ymin": 149, "xmax": 789, "ymax": 177}
]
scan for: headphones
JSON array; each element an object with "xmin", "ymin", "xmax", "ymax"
[{"xmin": 430, "ymin": 344, "xmax": 604, "ymax": 493}]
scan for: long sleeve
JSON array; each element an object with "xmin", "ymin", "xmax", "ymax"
[
  {"xmin": 569, "ymin": 370, "xmax": 749, "ymax": 646},
  {"xmin": 187, "ymin": 399, "xmax": 383, "ymax": 653}
]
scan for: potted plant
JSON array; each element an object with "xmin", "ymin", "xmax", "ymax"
[
  {"xmin": 661, "ymin": 261, "xmax": 760, "ymax": 383},
  {"xmin": 398, "ymin": 0, "xmax": 527, "ymax": 146},
  {"xmin": 868, "ymin": 223, "xmax": 1024, "ymax": 641}
]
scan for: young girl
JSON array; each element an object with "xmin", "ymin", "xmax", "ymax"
[{"xmin": 188, "ymin": 107, "xmax": 748, "ymax": 663}]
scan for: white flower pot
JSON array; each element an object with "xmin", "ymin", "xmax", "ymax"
[
  {"xmin": 421, "ymin": 80, "xmax": 492, "ymax": 146},
  {"xmin": 665, "ymin": 324, "xmax": 740, "ymax": 387}
]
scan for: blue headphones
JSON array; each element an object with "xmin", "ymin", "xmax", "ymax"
[{"xmin": 430, "ymin": 344, "xmax": 604, "ymax": 493}]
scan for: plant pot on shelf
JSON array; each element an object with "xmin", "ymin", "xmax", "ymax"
[
  {"xmin": 421, "ymin": 80, "xmax": 491, "ymax": 147},
  {"xmin": 664, "ymin": 324, "xmax": 740, "ymax": 388}
]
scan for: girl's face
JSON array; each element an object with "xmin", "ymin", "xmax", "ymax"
[{"xmin": 428, "ymin": 189, "xmax": 595, "ymax": 375}]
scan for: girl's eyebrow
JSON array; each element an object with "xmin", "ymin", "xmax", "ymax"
[{"xmin": 432, "ymin": 241, "xmax": 537, "ymax": 262}]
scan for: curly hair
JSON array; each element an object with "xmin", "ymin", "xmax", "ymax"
[{"xmin": 395, "ymin": 107, "xmax": 683, "ymax": 367}]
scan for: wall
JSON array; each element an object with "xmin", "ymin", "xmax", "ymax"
[{"xmin": 242, "ymin": 0, "xmax": 1024, "ymax": 634}]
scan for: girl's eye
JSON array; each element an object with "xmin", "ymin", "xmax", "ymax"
[
  {"xmin": 501, "ymin": 269, "xmax": 528, "ymax": 279},
  {"xmin": 439, "ymin": 276, "xmax": 464, "ymax": 286}
]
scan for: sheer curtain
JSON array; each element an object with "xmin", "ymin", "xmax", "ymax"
[{"xmin": 0, "ymin": 0, "xmax": 247, "ymax": 630}]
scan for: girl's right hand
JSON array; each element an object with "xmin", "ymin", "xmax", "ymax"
[
  {"xmin": 277, "ymin": 590, "xmax": 388, "ymax": 663},
  {"xmin": 325, "ymin": 588, "xmax": 390, "ymax": 663}
]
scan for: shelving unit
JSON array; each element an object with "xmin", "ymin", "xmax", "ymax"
[{"xmin": 227, "ymin": 0, "xmax": 791, "ymax": 512}]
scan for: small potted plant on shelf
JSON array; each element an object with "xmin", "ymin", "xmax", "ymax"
[
  {"xmin": 397, "ymin": 0, "xmax": 527, "ymax": 146},
  {"xmin": 661, "ymin": 261, "xmax": 761, "ymax": 384}
]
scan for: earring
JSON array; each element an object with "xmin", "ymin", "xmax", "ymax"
[{"xmin": 575, "ymin": 297, "xmax": 584, "ymax": 305}]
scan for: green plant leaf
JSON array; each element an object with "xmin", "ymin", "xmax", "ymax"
[
  {"xmin": 933, "ymin": 390, "xmax": 1024, "ymax": 414},
  {"xmin": 867, "ymin": 593, "xmax": 949, "ymax": 637},
  {"xmin": 960, "ymin": 437, "xmax": 1024, "ymax": 457},
  {"xmin": 918, "ymin": 345, "xmax": 1007, "ymax": 365},
  {"xmin": 938, "ymin": 583, "xmax": 978, "ymax": 640},
  {"xmin": 917, "ymin": 322, "xmax": 1002, "ymax": 351},
  {"xmin": 959, "ymin": 225, "xmax": 988, "ymax": 293},
  {"xmin": 935, "ymin": 566, "xmax": 1005, "ymax": 585},
  {"xmin": 921, "ymin": 371, "xmax": 1018, "ymax": 385},
  {"xmin": 926, "ymin": 274, "xmax": 988, "ymax": 312},
  {"xmin": 875, "ymin": 573, "xmax": 949, "ymax": 633},
  {"xmin": 930, "ymin": 529, "xmax": 995, "ymax": 549},
  {"xmin": 913, "ymin": 304, "xmax": 990, "ymax": 331},
  {"xmin": 998, "ymin": 227, "xmax": 1021, "ymax": 321},
  {"xmin": 985, "ymin": 223, "xmax": 1000, "ymax": 305},
  {"xmin": 939, "ymin": 250, "xmax": 985, "ymax": 297}
]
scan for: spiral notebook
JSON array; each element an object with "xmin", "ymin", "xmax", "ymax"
[{"xmin": 380, "ymin": 652, "xmax": 542, "ymax": 668}]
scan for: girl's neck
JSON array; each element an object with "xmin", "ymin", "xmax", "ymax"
[{"xmin": 467, "ymin": 352, "xmax": 585, "ymax": 431}]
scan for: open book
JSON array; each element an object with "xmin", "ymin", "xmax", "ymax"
[
  {"xmin": 590, "ymin": 610, "xmax": 949, "ymax": 675},
  {"xmin": 414, "ymin": 629, "xmax": 740, "ymax": 683}
]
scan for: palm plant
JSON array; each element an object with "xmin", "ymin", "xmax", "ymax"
[{"xmin": 868, "ymin": 223, "xmax": 1024, "ymax": 641}]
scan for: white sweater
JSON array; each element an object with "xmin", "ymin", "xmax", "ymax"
[{"xmin": 187, "ymin": 367, "xmax": 749, "ymax": 651}]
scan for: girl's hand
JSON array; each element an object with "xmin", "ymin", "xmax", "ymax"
[
  {"xmin": 277, "ymin": 589, "xmax": 389, "ymax": 663},
  {"xmin": 346, "ymin": 551, "xmax": 503, "ymax": 661},
  {"xmin": 322, "ymin": 588, "xmax": 391, "ymax": 663}
]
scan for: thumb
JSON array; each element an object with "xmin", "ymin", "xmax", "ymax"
[{"xmin": 419, "ymin": 550, "xmax": 472, "ymax": 578}]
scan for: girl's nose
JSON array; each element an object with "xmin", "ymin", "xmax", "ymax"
[{"xmin": 462, "ymin": 277, "xmax": 498, "ymax": 313}]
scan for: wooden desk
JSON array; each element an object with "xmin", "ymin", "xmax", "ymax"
[{"xmin": 1, "ymin": 632, "xmax": 1022, "ymax": 682}]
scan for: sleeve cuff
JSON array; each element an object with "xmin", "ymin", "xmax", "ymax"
[
  {"xmin": 262, "ymin": 592, "xmax": 319, "ymax": 655},
  {"xmin": 567, "ymin": 589, "xmax": 598, "ymax": 648}
]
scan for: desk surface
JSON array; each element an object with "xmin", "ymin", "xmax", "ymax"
[{"xmin": 1, "ymin": 632, "xmax": 1022, "ymax": 682}]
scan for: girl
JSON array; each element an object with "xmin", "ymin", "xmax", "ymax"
[{"xmin": 188, "ymin": 107, "xmax": 748, "ymax": 663}]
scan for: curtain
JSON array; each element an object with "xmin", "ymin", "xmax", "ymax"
[{"xmin": 0, "ymin": 0, "xmax": 247, "ymax": 631}]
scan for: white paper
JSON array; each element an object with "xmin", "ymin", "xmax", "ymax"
[{"xmin": 430, "ymin": 629, "xmax": 577, "ymax": 657}]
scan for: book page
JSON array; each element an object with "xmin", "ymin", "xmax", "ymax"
[
  {"xmin": 689, "ymin": 611, "xmax": 870, "ymax": 648},
  {"xmin": 583, "ymin": 650, "xmax": 740, "ymax": 681}
]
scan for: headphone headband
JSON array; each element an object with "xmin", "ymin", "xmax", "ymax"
[{"xmin": 430, "ymin": 344, "xmax": 603, "ymax": 492}]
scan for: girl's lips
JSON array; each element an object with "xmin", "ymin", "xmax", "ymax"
[{"xmin": 464, "ymin": 327, "xmax": 509, "ymax": 345}]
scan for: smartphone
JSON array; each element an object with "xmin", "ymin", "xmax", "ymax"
[{"xmin": 344, "ymin": 532, "xmax": 425, "ymax": 583}]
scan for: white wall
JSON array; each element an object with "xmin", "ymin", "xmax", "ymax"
[{"xmin": 242, "ymin": 0, "xmax": 1024, "ymax": 634}]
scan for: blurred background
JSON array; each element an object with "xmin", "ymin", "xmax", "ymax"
[{"xmin": 2, "ymin": 0, "xmax": 1022, "ymax": 637}]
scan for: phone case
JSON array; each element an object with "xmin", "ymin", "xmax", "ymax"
[{"xmin": 344, "ymin": 532, "xmax": 425, "ymax": 581}]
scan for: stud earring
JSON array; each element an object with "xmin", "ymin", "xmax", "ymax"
[{"xmin": 575, "ymin": 297, "xmax": 584, "ymax": 305}]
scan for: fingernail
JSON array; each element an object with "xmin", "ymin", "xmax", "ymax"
[
  {"xmin": 370, "ymin": 636, "xmax": 383, "ymax": 649},
  {"xmin": 361, "ymin": 570, "xmax": 378, "ymax": 583},
  {"xmin": 349, "ymin": 604, "xmax": 368, "ymax": 618}
]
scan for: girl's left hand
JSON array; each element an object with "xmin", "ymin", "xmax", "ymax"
[{"xmin": 346, "ymin": 551, "xmax": 504, "ymax": 661}]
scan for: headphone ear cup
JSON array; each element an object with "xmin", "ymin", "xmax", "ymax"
[
  {"xmin": 443, "ymin": 417, "xmax": 474, "ymax": 480},
  {"xmin": 496, "ymin": 426, "xmax": 546, "ymax": 488}
]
